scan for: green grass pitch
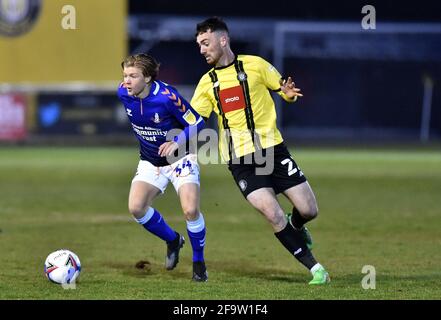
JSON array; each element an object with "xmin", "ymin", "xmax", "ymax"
[{"xmin": 0, "ymin": 146, "xmax": 440, "ymax": 299}]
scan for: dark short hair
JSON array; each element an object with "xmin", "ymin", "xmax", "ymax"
[
  {"xmin": 195, "ymin": 16, "xmax": 229, "ymax": 37},
  {"xmin": 121, "ymin": 53, "xmax": 160, "ymax": 79}
]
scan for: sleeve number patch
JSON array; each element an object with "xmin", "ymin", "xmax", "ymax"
[{"xmin": 183, "ymin": 109, "xmax": 197, "ymax": 125}]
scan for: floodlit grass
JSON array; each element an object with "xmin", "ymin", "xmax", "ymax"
[{"xmin": 0, "ymin": 146, "xmax": 440, "ymax": 299}]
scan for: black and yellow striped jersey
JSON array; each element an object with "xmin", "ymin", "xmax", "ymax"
[{"xmin": 191, "ymin": 54, "xmax": 297, "ymax": 162}]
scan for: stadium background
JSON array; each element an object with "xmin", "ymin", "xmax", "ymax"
[
  {"xmin": 1, "ymin": 0, "xmax": 440, "ymax": 300},
  {"xmin": 1, "ymin": 0, "xmax": 440, "ymax": 144}
]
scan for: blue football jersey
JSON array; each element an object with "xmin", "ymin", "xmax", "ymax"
[{"xmin": 117, "ymin": 80, "xmax": 203, "ymax": 166}]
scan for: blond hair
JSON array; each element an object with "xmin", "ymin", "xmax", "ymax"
[{"xmin": 121, "ymin": 53, "xmax": 160, "ymax": 80}]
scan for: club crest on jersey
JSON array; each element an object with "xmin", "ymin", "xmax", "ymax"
[
  {"xmin": 152, "ymin": 112, "xmax": 161, "ymax": 123},
  {"xmin": 237, "ymin": 72, "xmax": 247, "ymax": 82}
]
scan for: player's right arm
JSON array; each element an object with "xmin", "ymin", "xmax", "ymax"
[{"xmin": 190, "ymin": 74, "xmax": 215, "ymax": 121}]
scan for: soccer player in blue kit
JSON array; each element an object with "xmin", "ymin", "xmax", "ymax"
[{"xmin": 117, "ymin": 53, "xmax": 208, "ymax": 281}]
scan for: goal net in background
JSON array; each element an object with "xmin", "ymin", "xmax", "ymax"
[{"xmin": 272, "ymin": 21, "xmax": 441, "ymax": 142}]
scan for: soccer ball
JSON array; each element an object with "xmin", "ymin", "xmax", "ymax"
[{"xmin": 44, "ymin": 249, "xmax": 81, "ymax": 285}]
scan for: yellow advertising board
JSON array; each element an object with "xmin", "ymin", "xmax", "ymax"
[{"xmin": 0, "ymin": 0, "xmax": 127, "ymax": 83}]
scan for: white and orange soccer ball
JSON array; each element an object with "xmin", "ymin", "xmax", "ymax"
[{"xmin": 44, "ymin": 249, "xmax": 81, "ymax": 285}]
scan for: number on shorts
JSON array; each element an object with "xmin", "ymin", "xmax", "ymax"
[
  {"xmin": 281, "ymin": 158, "xmax": 298, "ymax": 176},
  {"xmin": 182, "ymin": 160, "xmax": 192, "ymax": 168}
]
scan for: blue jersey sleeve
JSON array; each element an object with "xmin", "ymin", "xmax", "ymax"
[{"xmin": 162, "ymin": 86, "xmax": 205, "ymax": 145}]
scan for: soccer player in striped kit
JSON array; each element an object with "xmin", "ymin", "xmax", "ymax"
[
  {"xmin": 117, "ymin": 54, "xmax": 208, "ymax": 281},
  {"xmin": 191, "ymin": 17, "xmax": 330, "ymax": 284}
]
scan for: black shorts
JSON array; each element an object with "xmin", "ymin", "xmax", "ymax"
[{"xmin": 228, "ymin": 143, "xmax": 307, "ymax": 198}]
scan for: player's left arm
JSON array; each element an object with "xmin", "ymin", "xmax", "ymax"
[
  {"xmin": 279, "ymin": 77, "xmax": 303, "ymax": 100},
  {"xmin": 259, "ymin": 57, "xmax": 303, "ymax": 103},
  {"xmin": 158, "ymin": 88, "xmax": 205, "ymax": 157}
]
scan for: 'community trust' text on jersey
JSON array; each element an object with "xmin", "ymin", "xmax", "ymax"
[{"xmin": 117, "ymin": 80, "xmax": 203, "ymax": 166}]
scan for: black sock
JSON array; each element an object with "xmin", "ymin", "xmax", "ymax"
[
  {"xmin": 193, "ymin": 261, "xmax": 206, "ymax": 272},
  {"xmin": 275, "ymin": 222, "xmax": 317, "ymax": 270},
  {"xmin": 166, "ymin": 232, "xmax": 180, "ymax": 248},
  {"xmin": 291, "ymin": 207, "xmax": 309, "ymax": 229}
]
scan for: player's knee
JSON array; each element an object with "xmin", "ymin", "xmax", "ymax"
[
  {"xmin": 182, "ymin": 207, "xmax": 199, "ymax": 221},
  {"xmin": 264, "ymin": 209, "xmax": 286, "ymax": 229},
  {"xmin": 303, "ymin": 204, "xmax": 319, "ymax": 220},
  {"xmin": 128, "ymin": 202, "xmax": 149, "ymax": 219}
]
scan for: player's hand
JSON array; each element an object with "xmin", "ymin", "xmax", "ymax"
[
  {"xmin": 280, "ymin": 77, "xmax": 303, "ymax": 99},
  {"xmin": 158, "ymin": 141, "xmax": 179, "ymax": 157}
]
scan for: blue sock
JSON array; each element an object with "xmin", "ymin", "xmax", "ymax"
[
  {"xmin": 136, "ymin": 207, "xmax": 177, "ymax": 242},
  {"xmin": 186, "ymin": 213, "xmax": 206, "ymax": 262}
]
